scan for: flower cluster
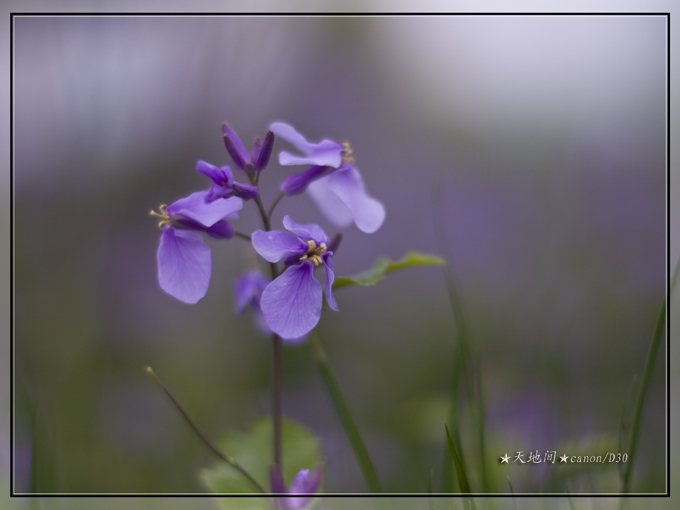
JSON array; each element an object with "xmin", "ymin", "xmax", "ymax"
[{"xmin": 152, "ymin": 122, "xmax": 385, "ymax": 339}]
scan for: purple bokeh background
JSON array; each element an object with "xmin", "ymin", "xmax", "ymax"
[{"xmin": 10, "ymin": 13, "xmax": 668, "ymax": 497}]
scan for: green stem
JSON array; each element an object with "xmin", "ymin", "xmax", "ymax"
[
  {"xmin": 620, "ymin": 254, "xmax": 678, "ymax": 493},
  {"xmin": 267, "ymin": 192, "xmax": 285, "ymax": 221},
  {"xmin": 254, "ymin": 195, "xmax": 271, "ymax": 232},
  {"xmin": 271, "ymin": 332, "xmax": 282, "ymax": 471},
  {"xmin": 145, "ymin": 367, "xmax": 266, "ymax": 493},
  {"xmin": 253, "ymin": 193, "xmax": 283, "ymax": 472},
  {"xmin": 234, "ymin": 231, "xmax": 252, "ymax": 241},
  {"xmin": 310, "ymin": 333, "xmax": 383, "ymax": 493}
]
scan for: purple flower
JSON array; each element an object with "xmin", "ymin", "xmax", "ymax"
[
  {"xmin": 196, "ymin": 160, "xmax": 259, "ymax": 203},
  {"xmin": 270, "ymin": 465, "xmax": 322, "ymax": 510},
  {"xmin": 234, "ymin": 270, "xmax": 271, "ymax": 334},
  {"xmin": 222, "ymin": 123, "xmax": 275, "ymax": 174},
  {"xmin": 252, "ymin": 216, "xmax": 338, "ymax": 340},
  {"xmin": 270, "ymin": 122, "xmax": 386, "ymax": 234},
  {"xmin": 151, "ymin": 191, "xmax": 243, "ymax": 304}
]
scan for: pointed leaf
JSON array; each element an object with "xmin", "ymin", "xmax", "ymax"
[{"xmin": 333, "ymin": 252, "xmax": 446, "ymax": 291}]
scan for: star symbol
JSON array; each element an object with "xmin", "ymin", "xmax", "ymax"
[
  {"xmin": 500, "ymin": 453, "xmax": 510, "ymax": 464},
  {"xmin": 560, "ymin": 454, "xmax": 568, "ymax": 463}
]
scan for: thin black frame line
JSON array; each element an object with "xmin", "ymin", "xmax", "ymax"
[
  {"xmin": 664, "ymin": 10, "xmax": 671, "ymax": 499},
  {"xmin": 7, "ymin": 12, "xmax": 674, "ymax": 17},
  {"xmin": 9, "ymin": 8, "xmax": 15, "ymax": 500}
]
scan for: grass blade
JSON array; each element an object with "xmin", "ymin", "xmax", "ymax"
[
  {"xmin": 620, "ymin": 297, "xmax": 665, "ymax": 493},
  {"xmin": 474, "ymin": 359, "xmax": 488, "ymax": 492},
  {"xmin": 445, "ymin": 425, "xmax": 476, "ymax": 510},
  {"xmin": 444, "ymin": 424, "xmax": 472, "ymax": 494},
  {"xmin": 432, "ymin": 181, "xmax": 486, "ymax": 492},
  {"xmin": 310, "ymin": 334, "xmax": 383, "ymax": 493},
  {"xmin": 620, "ymin": 254, "xmax": 678, "ymax": 493},
  {"xmin": 507, "ymin": 476, "xmax": 518, "ymax": 510}
]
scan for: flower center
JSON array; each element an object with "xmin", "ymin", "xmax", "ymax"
[
  {"xmin": 150, "ymin": 205, "xmax": 171, "ymax": 228},
  {"xmin": 341, "ymin": 142, "xmax": 355, "ymax": 164},
  {"xmin": 300, "ymin": 239, "xmax": 327, "ymax": 266}
]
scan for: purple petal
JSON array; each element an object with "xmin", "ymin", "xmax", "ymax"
[
  {"xmin": 232, "ymin": 182, "xmax": 259, "ymax": 201},
  {"xmin": 282, "ymin": 216, "xmax": 330, "ymax": 245},
  {"xmin": 307, "ymin": 176, "xmax": 353, "ymax": 228},
  {"xmin": 254, "ymin": 130, "xmax": 275, "ymax": 171},
  {"xmin": 234, "ymin": 271, "xmax": 269, "ymax": 314},
  {"xmin": 205, "ymin": 183, "xmax": 233, "ymax": 203},
  {"xmin": 222, "ymin": 124, "xmax": 250, "ymax": 170},
  {"xmin": 281, "ymin": 331, "xmax": 309, "ymax": 345},
  {"xmin": 202, "ymin": 219, "xmax": 235, "ymax": 239},
  {"xmin": 322, "ymin": 253, "xmax": 338, "ymax": 311},
  {"xmin": 234, "ymin": 270, "xmax": 272, "ymax": 335},
  {"xmin": 157, "ymin": 227, "xmax": 211, "ymax": 304},
  {"xmin": 252, "ymin": 230, "xmax": 307, "ymax": 263},
  {"xmin": 278, "ymin": 145, "xmax": 343, "ymax": 168},
  {"xmin": 196, "ymin": 160, "xmax": 233, "ymax": 187},
  {"xmin": 250, "ymin": 136, "xmax": 262, "ymax": 163},
  {"xmin": 171, "ymin": 216, "xmax": 234, "ymax": 239},
  {"xmin": 260, "ymin": 261, "xmax": 322, "ymax": 340},
  {"xmin": 283, "ymin": 252, "xmax": 303, "ymax": 267},
  {"xmin": 327, "ymin": 164, "xmax": 386, "ymax": 233},
  {"xmin": 288, "ymin": 466, "xmax": 322, "ymax": 509},
  {"xmin": 254, "ymin": 310, "xmax": 272, "ymax": 335},
  {"xmin": 167, "ymin": 192, "xmax": 243, "ymax": 227},
  {"xmin": 269, "ymin": 122, "xmax": 317, "ymax": 154},
  {"xmin": 270, "ymin": 122, "xmax": 343, "ymax": 167},
  {"xmin": 280, "ymin": 165, "xmax": 334, "ymax": 196}
]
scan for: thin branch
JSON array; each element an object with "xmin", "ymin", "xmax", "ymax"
[
  {"xmin": 234, "ymin": 231, "xmax": 252, "ymax": 241},
  {"xmin": 145, "ymin": 367, "xmax": 266, "ymax": 493},
  {"xmin": 267, "ymin": 192, "xmax": 285, "ymax": 221}
]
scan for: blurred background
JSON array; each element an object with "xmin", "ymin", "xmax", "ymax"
[{"xmin": 4, "ymin": 8, "xmax": 673, "ymax": 507}]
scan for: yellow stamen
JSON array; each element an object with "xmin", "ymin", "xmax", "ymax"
[
  {"xmin": 342, "ymin": 142, "xmax": 355, "ymax": 164},
  {"xmin": 309, "ymin": 254, "xmax": 323, "ymax": 266},
  {"xmin": 303, "ymin": 240, "xmax": 327, "ymax": 266},
  {"xmin": 150, "ymin": 204, "xmax": 171, "ymax": 228}
]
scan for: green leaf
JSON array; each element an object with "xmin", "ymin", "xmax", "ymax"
[
  {"xmin": 333, "ymin": 252, "xmax": 446, "ymax": 291},
  {"xmin": 200, "ymin": 416, "xmax": 323, "ymax": 510},
  {"xmin": 444, "ymin": 424, "xmax": 472, "ymax": 494}
]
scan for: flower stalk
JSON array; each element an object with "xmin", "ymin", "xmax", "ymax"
[
  {"xmin": 310, "ymin": 333, "xmax": 383, "ymax": 493},
  {"xmin": 253, "ymin": 191, "xmax": 283, "ymax": 472}
]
